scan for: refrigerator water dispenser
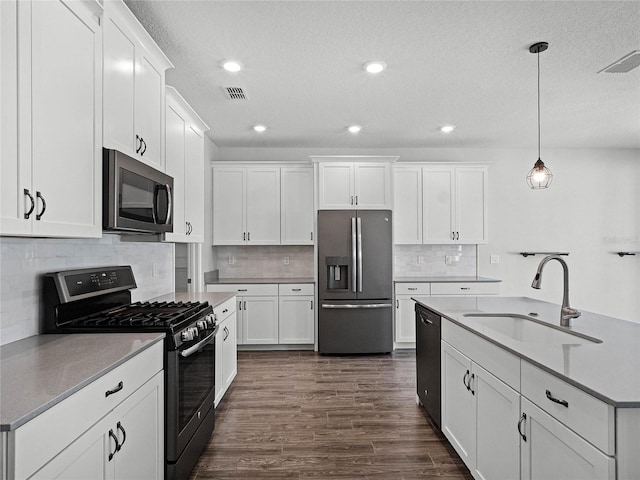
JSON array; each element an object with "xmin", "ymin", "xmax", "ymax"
[{"xmin": 325, "ymin": 256, "xmax": 349, "ymax": 290}]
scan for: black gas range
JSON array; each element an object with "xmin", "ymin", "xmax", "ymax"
[{"xmin": 41, "ymin": 266, "xmax": 217, "ymax": 480}]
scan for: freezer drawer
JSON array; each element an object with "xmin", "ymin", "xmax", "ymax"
[{"xmin": 318, "ymin": 302, "xmax": 393, "ymax": 354}]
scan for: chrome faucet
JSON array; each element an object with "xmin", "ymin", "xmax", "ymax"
[{"xmin": 531, "ymin": 255, "xmax": 581, "ymax": 327}]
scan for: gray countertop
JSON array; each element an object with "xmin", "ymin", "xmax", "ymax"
[
  {"xmin": 1, "ymin": 333, "xmax": 164, "ymax": 431},
  {"xmin": 395, "ymin": 276, "xmax": 501, "ymax": 283},
  {"xmin": 205, "ymin": 277, "xmax": 315, "ymax": 285},
  {"xmin": 413, "ymin": 296, "xmax": 640, "ymax": 408}
]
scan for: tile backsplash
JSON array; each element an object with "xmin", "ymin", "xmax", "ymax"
[
  {"xmin": 215, "ymin": 245, "xmax": 314, "ymax": 278},
  {"xmin": 394, "ymin": 244, "xmax": 476, "ymax": 277},
  {"xmin": 0, "ymin": 235, "xmax": 173, "ymax": 345}
]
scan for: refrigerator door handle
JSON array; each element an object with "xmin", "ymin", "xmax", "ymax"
[
  {"xmin": 357, "ymin": 217, "xmax": 363, "ymax": 293},
  {"xmin": 321, "ymin": 303, "xmax": 393, "ymax": 309},
  {"xmin": 351, "ymin": 217, "xmax": 357, "ymax": 293}
]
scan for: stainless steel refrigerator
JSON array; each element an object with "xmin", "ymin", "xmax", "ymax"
[{"xmin": 317, "ymin": 210, "xmax": 393, "ymax": 354}]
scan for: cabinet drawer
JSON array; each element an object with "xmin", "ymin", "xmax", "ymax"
[
  {"xmin": 431, "ymin": 282, "xmax": 499, "ymax": 295},
  {"xmin": 207, "ymin": 284, "xmax": 278, "ymax": 296},
  {"xmin": 12, "ymin": 341, "xmax": 163, "ymax": 479},
  {"xmin": 278, "ymin": 284, "xmax": 314, "ymax": 296},
  {"xmin": 521, "ymin": 362, "xmax": 615, "ymax": 455},
  {"xmin": 442, "ymin": 319, "xmax": 519, "ymax": 390},
  {"xmin": 214, "ymin": 297, "xmax": 236, "ymax": 321},
  {"xmin": 395, "ymin": 283, "xmax": 431, "ymax": 295}
]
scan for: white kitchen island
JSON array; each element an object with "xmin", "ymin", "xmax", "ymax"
[{"xmin": 414, "ymin": 296, "xmax": 640, "ymax": 480}]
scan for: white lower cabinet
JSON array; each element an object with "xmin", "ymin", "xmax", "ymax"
[
  {"xmin": 520, "ymin": 397, "xmax": 614, "ymax": 480},
  {"xmin": 214, "ymin": 297, "xmax": 237, "ymax": 406},
  {"xmin": 207, "ymin": 284, "xmax": 315, "ymax": 346},
  {"xmin": 441, "ymin": 341, "xmax": 520, "ymax": 480},
  {"xmin": 440, "ymin": 315, "xmax": 622, "ymax": 480},
  {"xmin": 7, "ymin": 342, "xmax": 163, "ymax": 480}
]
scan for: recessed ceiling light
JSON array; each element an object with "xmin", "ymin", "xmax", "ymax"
[
  {"xmin": 221, "ymin": 60, "xmax": 243, "ymax": 72},
  {"xmin": 440, "ymin": 125, "xmax": 456, "ymax": 133},
  {"xmin": 364, "ymin": 61, "xmax": 386, "ymax": 74},
  {"xmin": 348, "ymin": 125, "xmax": 362, "ymax": 134},
  {"xmin": 253, "ymin": 125, "xmax": 267, "ymax": 133}
]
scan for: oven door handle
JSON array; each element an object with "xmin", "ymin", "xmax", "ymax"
[{"xmin": 179, "ymin": 329, "xmax": 217, "ymax": 358}]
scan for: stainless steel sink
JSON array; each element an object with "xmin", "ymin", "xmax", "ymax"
[{"xmin": 462, "ymin": 313, "xmax": 602, "ymax": 345}]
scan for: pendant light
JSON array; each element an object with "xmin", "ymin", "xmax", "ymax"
[{"xmin": 526, "ymin": 42, "xmax": 553, "ymax": 189}]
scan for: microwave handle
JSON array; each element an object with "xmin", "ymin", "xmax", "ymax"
[{"xmin": 153, "ymin": 184, "xmax": 172, "ymax": 225}]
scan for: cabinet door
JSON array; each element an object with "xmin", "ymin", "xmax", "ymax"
[
  {"xmin": 112, "ymin": 372, "xmax": 164, "ymax": 480},
  {"xmin": 164, "ymin": 101, "xmax": 187, "ymax": 238},
  {"xmin": 318, "ymin": 163, "xmax": 355, "ymax": 209},
  {"xmin": 393, "ymin": 167, "xmax": 422, "ymax": 244},
  {"xmin": 213, "ymin": 167, "xmax": 245, "ymax": 245},
  {"xmin": 278, "ymin": 296, "xmax": 314, "ymax": 344},
  {"xmin": 222, "ymin": 312, "xmax": 238, "ymax": 388},
  {"xmin": 473, "ymin": 364, "xmax": 520, "ymax": 480},
  {"xmin": 456, "ymin": 167, "xmax": 487, "ymax": 244},
  {"xmin": 521, "ymin": 398, "xmax": 615, "ymax": 480},
  {"xmin": 29, "ymin": 0, "xmax": 102, "ymax": 237},
  {"xmin": 103, "ymin": 12, "xmax": 136, "ymax": 157},
  {"xmin": 423, "ymin": 167, "xmax": 455, "ymax": 244},
  {"xmin": 395, "ymin": 296, "xmax": 416, "ymax": 343},
  {"xmin": 354, "ymin": 163, "xmax": 391, "ymax": 209},
  {"xmin": 246, "ymin": 167, "xmax": 280, "ymax": 244},
  {"xmin": 281, "ymin": 167, "xmax": 314, "ymax": 245},
  {"xmin": 0, "ymin": 0, "xmax": 30, "ymax": 235},
  {"xmin": 184, "ymin": 125, "xmax": 205, "ymax": 242},
  {"xmin": 29, "ymin": 416, "xmax": 111, "ymax": 480},
  {"xmin": 134, "ymin": 53, "xmax": 163, "ymax": 169},
  {"xmin": 242, "ymin": 296, "xmax": 278, "ymax": 344},
  {"xmin": 441, "ymin": 341, "xmax": 475, "ymax": 467}
]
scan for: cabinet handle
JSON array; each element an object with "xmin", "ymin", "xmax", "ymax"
[
  {"xmin": 238, "ymin": 289, "xmax": 248, "ymax": 292},
  {"xmin": 310, "ymin": 232, "xmax": 313, "ymax": 241},
  {"xmin": 223, "ymin": 308, "xmax": 228, "ymax": 313},
  {"xmin": 136, "ymin": 134, "xmax": 141, "ymax": 153},
  {"xmin": 310, "ymin": 300, "xmax": 313, "ymax": 310},
  {"xmin": 247, "ymin": 232, "xmax": 250, "ymax": 241},
  {"xmin": 116, "ymin": 421, "xmax": 126, "ymax": 450},
  {"xmin": 457, "ymin": 232, "xmax": 460, "ymax": 240},
  {"xmin": 140, "ymin": 137, "xmax": 147, "ymax": 156},
  {"xmin": 350, "ymin": 195, "xmax": 354, "ymax": 205},
  {"xmin": 355, "ymin": 195, "xmax": 358, "ymax": 205},
  {"xmin": 451, "ymin": 232, "xmax": 455, "ymax": 240},
  {"xmin": 292, "ymin": 288, "xmax": 302, "ymax": 292},
  {"xmin": 460, "ymin": 287, "xmax": 470, "ymax": 290},
  {"xmin": 244, "ymin": 301, "xmax": 247, "ymax": 309},
  {"xmin": 24, "ymin": 189, "xmax": 35, "ymax": 219},
  {"xmin": 517, "ymin": 413, "xmax": 527, "ymax": 442},
  {"xmin": 463, "ymin": 370, "xmax": 470, "ymax": 391},
  {"xmin": 545, "ymin": 389, "xmax": 569, "ymax": 408},
  {"xmin": 243, "ymin": 232, "xmax": 246, "ymax": 241},
  {"xmin": 223, "ymin": 326, "xmax": 229, "ymax": 341},
  {"xmin": 396, "ymin": 299, "xmax": 399, "ymax": 308},
  {"xmin": 469, "ymin": 373, "xmax": 475, "ymax": 395},
  {"xmin": 105, "ymin": 381, "xmax": 124, "ymax": 397},
  {"xmin": 108, "ymin": 429, "xmax": 119, "ymax": 461},
  {"xmin": 408, "ymin": 287, "xmax": 417, "ymax": 291},
  {"xmin": 35, "ymin": 191, "xmax": 46, "ymax": 220},
  {"xmin": 238, "ymin": 301, "xmax": 242, "ymax": 310}
]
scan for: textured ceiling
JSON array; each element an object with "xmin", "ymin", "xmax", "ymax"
[{"xmin": 124, "ymin": 0, "xmax": 640, "ymax": 150}]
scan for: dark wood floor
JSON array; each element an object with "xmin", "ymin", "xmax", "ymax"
[{"xmin": 190, "ymin": 350, "xmax": 472, "ymax": 479}]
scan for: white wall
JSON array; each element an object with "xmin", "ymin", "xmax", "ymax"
[{"xmin": 212, "ymin": 145, "xmax": 640, "ymax": 322}]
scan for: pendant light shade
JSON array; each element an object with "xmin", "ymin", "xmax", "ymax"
[{"xmin": 527, "ymin": 42, "xmax": 553, "ymax": 189}]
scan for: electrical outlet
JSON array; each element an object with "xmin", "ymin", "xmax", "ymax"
[
  {"xmin": 284, "ymin": 256, "xmax": 290, "ymax": 265},
  {"xmin": 445, "ymin": 256, "xmax": 453, "ymax": 265},
  {"xmin": 417, "ymin": 255, "xmax": 424, "ymax": 265},
  {"xmin": 490, "ymin": 254, "xmax": 500, "ymax": 264},
  {"xmin": 228, "ymin": 256, "xmax": 234, "ymax": 265}
]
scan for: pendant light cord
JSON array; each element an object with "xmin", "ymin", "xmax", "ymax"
[{"xmin": 537, "ymin": 49, "xmax": 541, "ymax": 160}]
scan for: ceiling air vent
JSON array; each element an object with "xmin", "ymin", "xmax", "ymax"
[
  {"xmin": 598, "ymin": 50, "xmax": 640, "ymax": 73},
  {"xmin": 223, "ymin": 86, "xmax": 248, "ymax": 100}
]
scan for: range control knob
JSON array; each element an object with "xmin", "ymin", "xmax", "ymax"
[
  {"xmin": 181, "ymin": 328, "xmax": 194, "ymax": 342},
  {"xmin": 207, "ymin": 314, "xmax": 216, "ymax": 327},
  {"xmin": 196, "ymin": 320, "xmax": 207, "ymax": 330}
]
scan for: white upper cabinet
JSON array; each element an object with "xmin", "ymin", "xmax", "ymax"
[
  {"xmin": 281, "ymin": 167, "xmax": 314, "ymax": 244},
  {"xmin": 212, "ymin": 166, "xmax": 280, "ymax": 245},
  {"xmin": 103, "ymin": 0, "xmax": 173, "ymax": 171},
  {"xmin": 1, "ymin": 0, "xmax": 103, "ymax": 238},
  {"xmin": 393, "ymin": 167, "xmax": 423, "ymax": 244},
  {"xmin": 163, "ymin": 86, "xmax": 209, "ymax": 243},
  {"xmin": 423, "ymin": 165, "xmax": 488, "ymax": 244},
  {"xmin": 393, "ymin": 164, "xmax": 488, "ymax": 245},
  {"xmin": 314, "ymin": 157, "xmax": 396, "ymax": 210}
]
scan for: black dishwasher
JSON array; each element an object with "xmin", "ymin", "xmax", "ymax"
[{"xmin": 415, "ymin": 303, "xmax": 441, "ymax": 429}]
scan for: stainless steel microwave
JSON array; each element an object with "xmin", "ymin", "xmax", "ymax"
[{"xmin": 103, "ymin": 149, "xmax": 173, "ymax": 234}]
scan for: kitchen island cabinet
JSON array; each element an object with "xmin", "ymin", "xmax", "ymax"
[
  {"xmin": 1, "ymin": 0, "xmax": 103, "ymax": 238},
  {"xmin": 415, "ymin": 296, "xmax": 639, "ymax": 480},
  {"xmin": 0, "ymin": 333, "xmax": 164, "ymax": 480}
]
